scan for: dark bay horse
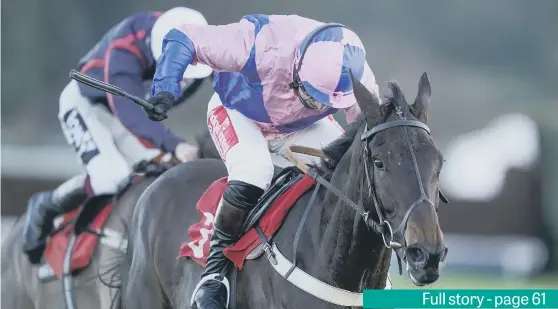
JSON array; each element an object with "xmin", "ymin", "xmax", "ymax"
[
  {"xmin": 0, "ymin": 131, "xmax": 220, "ymax": 309},
  {"xmin": 120, "ymin": 72, "xmax": 448, "ymax": 309}
]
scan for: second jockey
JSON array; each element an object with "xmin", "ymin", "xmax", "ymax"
[
  {"xmin": 146, "ymin": 14, "xmax": 381, "ymax": 309},
  {"xmin": 21, "ymin": 7, "xmax": 213, "ymax": 264}
]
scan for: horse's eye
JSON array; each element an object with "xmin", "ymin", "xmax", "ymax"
[{"xmin": 373, "ymin": 158, "xmax": 385, "ymax": 169}]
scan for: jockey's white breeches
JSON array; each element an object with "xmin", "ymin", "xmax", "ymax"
[
  {"xmin": 58, "ymin": 80, "xmax": 161, "ymax": 195},
  {"xmin": 206, "ymin": 92, "xmax": 345, "ymax": 190}
]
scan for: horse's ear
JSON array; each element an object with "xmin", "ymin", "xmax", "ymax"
[
  {"xmin": 387, "ymin": 82, "xmax": 410, "ymax": 113},
  {"xmin": 411, "ymin": 72, "xmax": 431, "ymax": 123},
  {"xmin": 349, "ymin": 70, "xmax": 382, "ymax": 123}
]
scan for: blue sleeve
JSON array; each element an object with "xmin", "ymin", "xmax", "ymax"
[
  {"xmin": 106, "ymin": 48, "xmax": 184, "ymax": 152},
  {"xmin": 151, "ymin": 29, "xmax": 196, "ymax": 99}
]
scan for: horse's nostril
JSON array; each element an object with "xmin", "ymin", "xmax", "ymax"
[
  {"xmin": 441, "ymin": 247, "xmax": 449, "ymax": 262},
  {"xmin": 406, "ymin": 246, "xmax": 428, "ymax": 266}
]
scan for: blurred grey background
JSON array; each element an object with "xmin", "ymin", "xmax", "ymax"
[{"xmin": 2, "ymin": 0, "xmax": 557, "ymax": 288}]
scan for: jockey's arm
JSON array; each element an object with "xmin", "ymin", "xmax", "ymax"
[
  {"xmin": 150, "ymin": 20, "xmax": 255, "ymax": 99},
  {"xmin": 344, "ymin": 62, "xmax": 381, "ymax": 124},
  {"xmin": 105, "ymin": 48, "xmax": 184, "ymax": 153}
]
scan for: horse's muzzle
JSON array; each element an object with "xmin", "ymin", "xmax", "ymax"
[{"xmin": 405, "ymin": 244, "xmax": 447, "ymax": 286}]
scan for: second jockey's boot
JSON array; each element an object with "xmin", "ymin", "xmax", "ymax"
[
  {"xmin": 192, "ymin": 181, "xmax": 263, "ymax": 309},
  {"xmin": 22, "ymin": 173, "xmax": 88, "ymax": 264}
]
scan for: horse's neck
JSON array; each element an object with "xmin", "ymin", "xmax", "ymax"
[{"xmin": 311, "ymin": 142, "xmax": 391, "ymax": 291}]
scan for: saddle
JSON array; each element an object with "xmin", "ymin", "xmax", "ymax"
[
  {"xmin": 37, "ymin": 159, "xmax": 173, "ymax": 282},
  {"xmin": 179, "ymin": 165, "xmax": 316, "ymax": 269},
  {"xmin": 38, "ymin": 194, "xmax": 116, "ymax": 282},
  {"xmin": 179, "ymin": 146, "xmax": 328, "ymax": 267}
]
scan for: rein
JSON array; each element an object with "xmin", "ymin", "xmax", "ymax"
[{"xmin": 284, "ymin": 109, "xmax": 435, "ymax": 278}]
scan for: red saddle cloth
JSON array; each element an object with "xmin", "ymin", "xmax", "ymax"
[
  {"xmin": 43, "ymin": 201, "xmax": 114, "ymax": 278},
  {"xmin": 178, "ymin": 175, "xmax": 315, "ymax": 270}
]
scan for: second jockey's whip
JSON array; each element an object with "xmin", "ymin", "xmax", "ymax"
[{"xmin": 69, "ymin": 70, "xmax": 157, "ymax": 111}]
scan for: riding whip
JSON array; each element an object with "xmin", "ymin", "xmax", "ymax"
[{"xmin": 69, "ymin": 69, "xmax": 157, "ymax": 111}]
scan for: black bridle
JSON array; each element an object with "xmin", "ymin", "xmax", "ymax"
[
  {"xmin": 295, "ymin": 105, "xmax": 447, "ymax": 274},
  {"xmin": 361, "ymin": 107, "xmax": 435, "ymax": 248}
]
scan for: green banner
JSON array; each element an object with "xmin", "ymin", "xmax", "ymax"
[{"xmin": 363, "ymin": 289, "xmax": 558, "ymax": 308}]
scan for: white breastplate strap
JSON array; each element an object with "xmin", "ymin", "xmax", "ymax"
[{"xmin": 266, "ymin": 243, "xmax": 391, "ymax": 307}]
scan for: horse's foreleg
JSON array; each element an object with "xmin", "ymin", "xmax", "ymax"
[
  {"xmin": 1, "ymin": 266, "xmax": 35, "ymax": 309},
  {"xmin": 97, "ymin": 245, "xmax": 127, "ymax": 309},
  {"xmin": 1, "ymin": 218, "xmax": 37, "ymax": 309},
  {"xmin": 121, "ymin": 241, "xmax": 166, "ymax": 309}
]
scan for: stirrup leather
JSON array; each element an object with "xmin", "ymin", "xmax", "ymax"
[{"xmin": 190, "ymin": 273, "xmax": 231, "ymax": 308}]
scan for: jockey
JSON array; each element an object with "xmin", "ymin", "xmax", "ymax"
[
  {"xmin": 22, "ymin": 7, "xmax": 213, "ymax": 265},
  {"xmin": 145, "ymin": 14, "xmax": 381, "ymax": 309}
]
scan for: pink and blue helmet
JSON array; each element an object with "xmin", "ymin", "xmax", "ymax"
[{"xmin": 292, "ymin": 23, "xmax": 366, "ymax": 110}]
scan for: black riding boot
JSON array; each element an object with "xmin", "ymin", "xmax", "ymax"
[
  {"xmin": 22, "ymin": 173, "xmax": 88, "ymax": 264},
  {"xmin": 192, "ymin": 181, "xmax": 263, "ymax": 309}
]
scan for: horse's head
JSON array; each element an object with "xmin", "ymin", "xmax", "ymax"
[{"xmin": 351, "ymin": 71, "xmax": 447, "ymax": 286}]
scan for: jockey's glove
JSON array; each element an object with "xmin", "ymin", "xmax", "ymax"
[{"xmin": 145, "ymin": 92, "xmax": 175, "ymax": 121}]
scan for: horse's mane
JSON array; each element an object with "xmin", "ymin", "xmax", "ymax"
[
  {"xmin": 315, "ymin": 116, "xmax": 364, "ymax": 180},
  {"xmin": 315, "ymin": 89, "xmax": 400, "ymax": 180}
]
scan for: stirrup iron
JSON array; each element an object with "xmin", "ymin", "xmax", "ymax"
[{"xmin": 190, "ymin": 273, "xmax": 231, "ymax": 308}]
